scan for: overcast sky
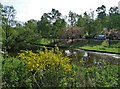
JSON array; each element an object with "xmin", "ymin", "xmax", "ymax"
[{"xmin": 1, "ymin": 0, "xmax": 120, "ymax": 22}]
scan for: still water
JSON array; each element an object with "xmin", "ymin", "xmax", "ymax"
[{"xmin": 64, "ymin": 49, "xmax": 120, "ymax": 65}]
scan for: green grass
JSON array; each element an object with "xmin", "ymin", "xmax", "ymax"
[
  {"xmin": 37, "ymin": 38, "xmax": 54, "ymax": 45},
  {"xmin": 79, "ymin": 46, "xmax": 120, "ymax": 53},
  {"xmin": 69, "ymin": 40, "xmax": 120, "ymax": 53}
]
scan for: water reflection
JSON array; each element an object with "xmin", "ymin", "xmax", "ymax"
[
  {"xmin": 64, "ymin": 49, "xmax": 119, "ymax": 65},
  {"xmin": 83, "ymin": 52, "xmax": 88, "ymax": 57},
  {"xmin": 65, "ymin": 50, "xmax": 71, "ymax": 55}
]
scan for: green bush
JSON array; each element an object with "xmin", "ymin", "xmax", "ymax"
[
  {"xmin": 33, "ymin": 67, "xmax": 78, "ymax": 88},
  {"xmin": 101, "ymin": 39, "xmax": 109, "ymax": 47},
  {"xmin": 18, "ymin": 47, "xmax": 78, "ymax": 88},
  {"xmin": 2, "ymin": 50, "xmax": 120, "ymax": 88},
  {"xmin": 110, "ymin": 42, "xmax": 120, "ymax": 48},
  {"xmin": 2, "ymin": 57, "xmax": 32, "ymax": 88},
  {"xmin": 79, "ymin": 64, "xmax": 120, "ymax": 87}
]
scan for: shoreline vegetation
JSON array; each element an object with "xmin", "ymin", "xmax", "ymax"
[
  {"xmin": 79, "ymin": 46, "xmax": 120, "ymax": 54},
  {"xmin": 69, "ymin": 39, "xmax": 120, "ymax": 54}
]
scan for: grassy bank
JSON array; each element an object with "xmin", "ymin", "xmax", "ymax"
[
  {"xmin": 79, "ymin": 46, "xmax": 120, "ymax": 54},
  {"xmin": 69, "ymin": 39, "xmax": 120, "ymax": 54}
]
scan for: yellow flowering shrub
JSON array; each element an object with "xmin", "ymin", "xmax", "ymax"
[{"xmin": 18, "ymin": 46, "xmax": 72, "ymax": 74}]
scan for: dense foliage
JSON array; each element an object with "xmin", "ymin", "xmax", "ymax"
[
  {"xmin": 18, "ymin": 46, "xmax": 72, "ymax": 73},
  {"xmin": 80, "ymin": 64, "xmax": 120, "ymax": 87},
  {"xmin": 1, "ymin": 3, "xmax": 120, "ymax": 52},
  {"xmin": 2, "ymin": 47, "xmax": 120, "ymax": 88},
  {"xmin": 2, "ymin": 57, "xmax": 32, "ymax": 88},
  {"xmin": 17, "ymin": 47, "xmax": 76, "ymax": 87},
  {"xmin": 1, "ymin": 3, "xmax": 120, "ymax": 88}
]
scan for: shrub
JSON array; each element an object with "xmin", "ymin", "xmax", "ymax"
[
  {"xmin": 80, "ymin": 64, "xmax": 120, "ymax": 87},
  {"xmin": 2, "ymin": 57, "xmax": 32, "ymax": 88},
  {"xmin": 111, "ymin": 42, "xmax": 120, "ymax": 48},
  {"xmin": 101, "ymin": 39, "xmax": 109, "ymax": 47},
  {"xmin": 18, "ymin": 46, "xmax": 72, "ymax": 73},
  {"xmin": 18, "ymin": 46, "xmax": 74, "ymax": 87}
]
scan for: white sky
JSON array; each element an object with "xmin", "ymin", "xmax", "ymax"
[{"xmin": 1, "ymin": 0, "xmax": 120, "ymax": 22}]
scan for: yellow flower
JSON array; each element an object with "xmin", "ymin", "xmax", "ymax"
[{"xmin": 18, "ymin": 47, "xmax": 72, "ymax": 74}]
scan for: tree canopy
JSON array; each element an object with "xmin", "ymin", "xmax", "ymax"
[{"xmin": 1, "ymin": 3, "xmax": 120, "ymax": 52}]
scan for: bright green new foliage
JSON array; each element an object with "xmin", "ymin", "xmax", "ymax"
[{"xmin": 2, "ymin": 57, "xmax": 32, "ymax": 88}]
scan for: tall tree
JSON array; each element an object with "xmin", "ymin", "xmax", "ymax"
[
  {"xmin": 37, "ymin": 13, "xmax": 52, "ymax": 37},
  {"xmin": 53, "ymin": 18, "xmax": 66, "ymax": 37},
  {"xmin": 48, "ymin": 8, "xmax": 61, "ymax": 24},
  {"xmin": 78, "ymin": 12, "xmax": 95, "ymax": 36},
  {"xmin": 96, "ymin": 5, "xmax": 106, "ymax": 32},
  {"xmin": 25, "ymin": 19, "xmax": 37, "ymax": 33},
  {"xmin": 68, "ymin": 11, "xmax": 78, "ymax": 26},
  {"xmin": 105, "ymin": 6, "xmax": 120, "ymax": 30},
  {"xmin": 109, "ymin": 6, "xmax": 119, "ymax": 15},
  {"xmin": 37, "ymin": 8, "xmax": 63, "ymax": 38},
  {"xmin": 47, "ymin": 8, "xmax": 62, "ymax": 38},
  {"xmin": 96, "ymin": 5, "xmax": 106, "ymax": 19},
  {"xmin": 2, "ymin": 5, "xmax": 16, "ymax": 51},
  {"xmin": 76, "ymin": 15, "xmax": 84, "ymax": 27}
]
